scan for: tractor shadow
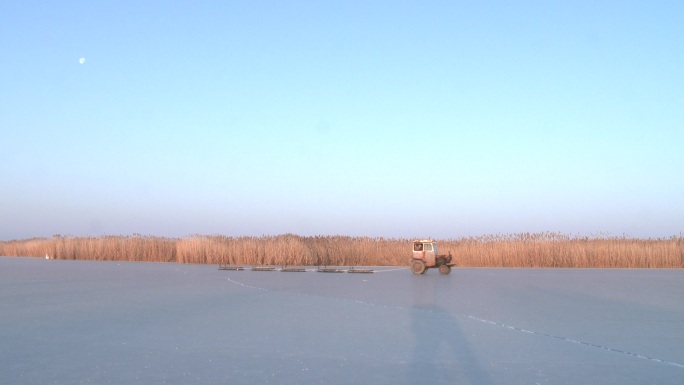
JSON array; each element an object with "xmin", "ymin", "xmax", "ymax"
[{"xmin": 408, "ymin": 276, "xmax": 492, "ymax": 385}]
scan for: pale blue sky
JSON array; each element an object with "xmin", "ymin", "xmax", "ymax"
[{"xmin": 2, "ymin": 1, "xmax": 683, "ymax": 240}]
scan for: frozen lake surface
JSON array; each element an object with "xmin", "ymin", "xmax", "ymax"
[{"xmin": 2, "ymin": 257, "xmax": 683, "ymax": 384}]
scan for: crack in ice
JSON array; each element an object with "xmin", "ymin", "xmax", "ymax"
[
  {"xmin": 224, "ymin": 273, "xmax": 683, "ymax": 370},
  {"xmin": 467, "ymin": 315, "xmax": 684, "ymax": 369},
  {"xmin": 224, "ymin": 277, "xmax": 268, "ymax": 291}
]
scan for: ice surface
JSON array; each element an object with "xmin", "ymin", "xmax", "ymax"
[{"xmin": 1, "ymin": 257, "xmax": 683, "ymax": 384}]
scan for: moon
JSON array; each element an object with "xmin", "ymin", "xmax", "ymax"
[{"xmin": 79, "ymin": 57, "xmax": 86, "ymax": 64}]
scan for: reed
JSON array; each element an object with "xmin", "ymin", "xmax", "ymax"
[{"xmin": 1, "ymin": 233, "xmax": 682, "ymax": 268}]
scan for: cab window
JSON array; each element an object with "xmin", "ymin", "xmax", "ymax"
[{"xmin": 424, "ymin": 243, "xmax": 433, "ymax": 252}]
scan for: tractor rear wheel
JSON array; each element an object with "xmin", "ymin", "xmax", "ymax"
[
  {"xmin": 411, "ymin": 260, "xmax": 426, "ymax": 275},
  {"xmin": 439, "ymin": 265, "xmax": 451, "ymax": 275}
]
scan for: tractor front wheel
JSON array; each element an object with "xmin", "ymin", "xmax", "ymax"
[
  {"xmin": 411, "ymin": 260, "xmax": 426, "ymax": 275},
  {"xmin": 439, "ymin": 265, "xmax": 451, "ymax": 275}
]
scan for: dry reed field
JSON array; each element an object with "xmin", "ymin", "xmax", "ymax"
[{"xmin": 1, "ymin": 233, "xmax": 682, "ymax": 268}]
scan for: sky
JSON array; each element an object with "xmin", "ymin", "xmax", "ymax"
[{"xmin": 2, "ymin": 1, "xmax": 683, "ymax": 240}]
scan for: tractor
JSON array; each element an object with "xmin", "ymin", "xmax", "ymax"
[{"xmin": 411, "ymin": 239, "xmax": 454, "ymax": 275}]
